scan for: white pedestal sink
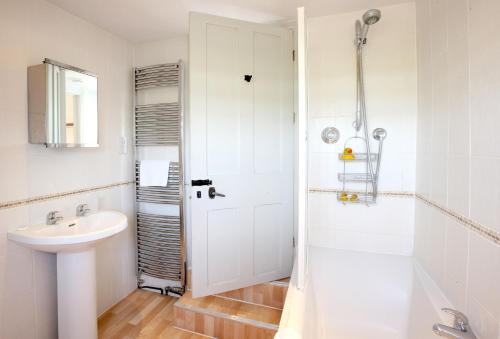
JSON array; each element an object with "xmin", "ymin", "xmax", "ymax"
[{"xmin": 8, "ymin": 210, "xmax": 128, "ymax": 339}]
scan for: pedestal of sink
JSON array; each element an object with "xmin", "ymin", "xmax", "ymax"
[
  {"xmin": 7, "ymin": 210, "xmax": 128, "ymax": 339},
  {"xmin": 57, "ymin": 248, "xmax": 97, "ymax": 339}
]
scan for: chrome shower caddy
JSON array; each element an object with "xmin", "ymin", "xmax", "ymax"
[{"xmin": 337, "ymin": 129, "xmax": 386, "ymax": 205}]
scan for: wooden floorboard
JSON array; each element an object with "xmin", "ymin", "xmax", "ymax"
[{"xmin": 98, "ymin": 289, "xmax": 208, "ymax": 339}]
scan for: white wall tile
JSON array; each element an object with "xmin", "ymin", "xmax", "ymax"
[
  {"xmin": 413, "ymin": 199, "xmax": 430, "ymax": 261},
  {"xmin": 0, "ymin": 207, "xmax": 30, "ymax": 337},
  {"xmin": 443, "ymin": 219, "xmax": 469, "ymax": 311},
  {"xmin": 415, "ymin": 0, "xmax": 432, "ymax": 199},
  {"xmin": 401, "ymin": 153, "xmax": 417, "ymax": 192},
  {"xmin": 468, "ymin": 233, "xmax": 500, "ymax": 321},
  {"xmin": 467, "ymin": 296, "xmax": 500, "ymax": 339},
  {"xmin": 308, "ymin": 153, "xmax": 337, "ymax": 189},
  {"xmin": 470, "ymin": 157, "xmax": 500, "ymax": 234},
  {"xmin": 1, "ymin": 242, "xmax": 36, "ymax": 339},
  {"xmin": 332, "ymin": 229, "xmax": 361, "ymax": 252},
  {"xmin": 424, "ymin": 208, "xmax": 446, "ymax": 290},
  {"xmin": 307, "ymin": 193, "xmax": 331, "ymax": 231},
  {"xmin": 308, "ymin": 194, "xmax": 415, "ymax": 255},
  {"xmin": 430, "ymin": 150, "xmax": 448, "ymax": 207},
  {"xmin": 307, "ymin": 226, "xmax": 340, "ymax": 249},
  {"xmin": 447, "ymin": 155, "xmax": 470, "ymax": 217},
  {"xmin": 447, "ymin": 0, "xmax": 470, "ymax": 158},
  {"xmin": 469, "ymin": 0, "xmax": 500, "ymax": 159},
  {"xmin": 357, "ymin": 234, "xmax": 413, "ymax": 256}
]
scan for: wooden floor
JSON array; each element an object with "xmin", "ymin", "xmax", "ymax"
[{"xmin": 98, "ymin": 289, "xmax": 208, "ymax": 339}]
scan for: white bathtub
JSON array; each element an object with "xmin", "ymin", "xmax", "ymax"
[{"xmin": 277, "ymin": 246, "xmax": 453, "ymax": 339}]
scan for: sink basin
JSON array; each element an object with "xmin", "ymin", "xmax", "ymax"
[
  {"xmin": 8, "ymin": 210, "xmax": 127, "ymax": 253},
  {"xmin": 8, "ymin": 210, "xmax": 128, "ymax": 339}
]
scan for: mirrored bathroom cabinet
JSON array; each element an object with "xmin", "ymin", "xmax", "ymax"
[{"xmin": 28, "ymin": 59, "xmax": 99, "ymax": 148}]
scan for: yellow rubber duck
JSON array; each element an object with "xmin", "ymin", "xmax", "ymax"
[{"xmin": 340, "ymin": 147, "xmax": 355, "ymax": 160}]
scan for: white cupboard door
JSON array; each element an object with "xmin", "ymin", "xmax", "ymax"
[{"xmin": 190, "ymin": 12, "xmax": 294, "ymax": 297}]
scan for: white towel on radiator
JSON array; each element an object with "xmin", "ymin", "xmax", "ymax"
[{"xmin": 139, "ymin": 160, "xmax": 170, "ymax": 187}]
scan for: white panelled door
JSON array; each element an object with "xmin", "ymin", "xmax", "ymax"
[{"xmin": 189, "ymin": 13, "xmax": 294, "ymax": 297}]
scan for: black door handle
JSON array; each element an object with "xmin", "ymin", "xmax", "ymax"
[{"xmin": 208, "ymin": 187, "xmax": 225, "ymax": 199}]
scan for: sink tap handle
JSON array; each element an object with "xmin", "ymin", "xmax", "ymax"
[
  {"xmin": 442, "ymin": 308, "xmax": 469, "ymax": 331},
  {"xmin": 47, "ymin": 211, "xmax": 63, "ymax": 225},
  {"xmin": 76, "ymin": 204, "xmax": 91, "ymax": 217}
]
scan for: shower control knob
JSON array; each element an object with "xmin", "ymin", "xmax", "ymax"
[
  {"xmin": 372, "ymin": 128, "xmax": 387, "ymax": 141},
  {"xmin": 208, "ymin": 187, "xmax": 226, "ymax": 199},
  {"xmin": 321, "ymin": 127, "xmax": 340, "ymax": 144}
]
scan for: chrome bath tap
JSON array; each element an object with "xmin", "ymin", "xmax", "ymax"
[{"xmin": 433, "ymin": 308, "xmax": 477, "ymax": 339}]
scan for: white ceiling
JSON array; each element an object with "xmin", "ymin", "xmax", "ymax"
[{"xmin": 46, "ymin": 0, "xmax": 413, "ymax": 43}]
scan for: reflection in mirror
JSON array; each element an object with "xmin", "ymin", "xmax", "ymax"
[{"xmin": 47, "ymin": 64, "xmax": 98, "ymax": 146}]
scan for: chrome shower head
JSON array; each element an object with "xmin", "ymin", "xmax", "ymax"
[
  {"xmin": 359, "ymin": 9, "xmax": 381, "ymax": 43},
  {"xmin": 363, "ymin": 9, "xmax": 381, "ymax": 25}
]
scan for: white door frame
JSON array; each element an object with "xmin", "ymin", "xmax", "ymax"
[{"xmin": 295, "ymin": 7, "xmax": 308, "ymax": 290}]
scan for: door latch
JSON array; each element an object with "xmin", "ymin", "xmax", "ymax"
[{"xmin": 192, "ymin": 179, "xmax": 212, "ymax": 186}]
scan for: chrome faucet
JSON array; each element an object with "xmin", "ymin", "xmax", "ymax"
[
  {"xmin": 76, "ymin": 204, "xmax": 91, "ymax": 217},
  {"xmin": 47, "ymin": 211, "xmax": 63, "ymax": 225},
  {"xmin": 433, "ymin": 308, "xmax": 477, "ymax": 339}
]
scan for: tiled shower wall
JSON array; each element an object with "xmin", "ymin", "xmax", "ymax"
[
  {"xmin": 415, "ymin": 0, "xmax": 500, "ymax": 337},
  {"xmin": 0, "ymin": 0, "xmax": 136, "ymax": 338},
  {"xmin": 307, "ymin": 3, "xmax": 418, "ymax": 255}
]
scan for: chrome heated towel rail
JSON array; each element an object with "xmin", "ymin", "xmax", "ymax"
[{"xmin": 134, "ymin": 61, "xmax": 185, "ymax": 295}]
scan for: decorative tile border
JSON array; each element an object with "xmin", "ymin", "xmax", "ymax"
[
  {"xmin": 308, "ymin": 187, "xmax": 500, "ymax": 246},
  {"xmin": 415, "ymin": 193, "xmax": 500, "ymax": 246},
  {"xmin": 0, "ymin": 181, "xmax": 134, "ymax": 211},
  {"xmin": 309, "ymin": 188, "xmax": 415, "ymax": 198}
]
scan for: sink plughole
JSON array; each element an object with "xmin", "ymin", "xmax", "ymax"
[{"xmin": 8, "ymin": 210, "xmax": 128, "ymax": 339}]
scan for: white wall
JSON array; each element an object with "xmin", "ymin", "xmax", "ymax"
[
  {"xmin": 0, "ymin": 0, "xmax": 136, "ymax": 338},
  {"xmin": 133, "ymin": 37, "xmax": 188, "ymax": 67},
  {"xmin": 307, "ymin": 3, "xmax": 417, "ymax": 255},
  {"xmin": 415, "ymin": 0, "xmax": 500, "ymax": 337}
]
